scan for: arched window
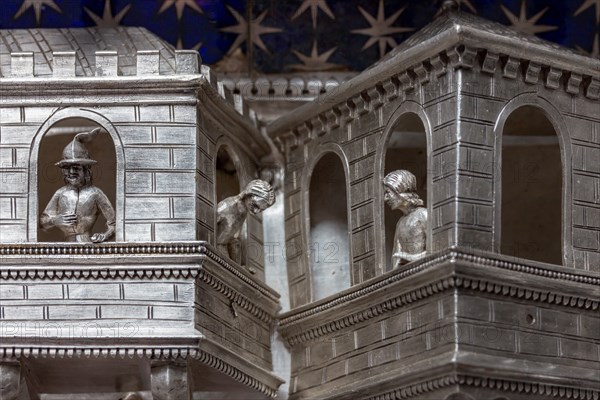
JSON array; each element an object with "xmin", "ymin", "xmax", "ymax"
[
  {"xmin": 215, "ymin": 145, "xmax": 244, "ymax": 263},
  {"xmin": 500, "ymin": 105, "xmax": 562, "ymax": 265},
  {"xmin": 38, "ymin": 118, "xmax": 116, "ymax": 242},
  {"xmin": 309, "ymin": 152, "xmax": 351, "ymax": 300},
  {"xmin": 215, "ymin": 146, "xmax": 240, "ymax": 204},
  {"xmin": 383, "ymin": 113, "xmax": 427, "ymax": 270}
]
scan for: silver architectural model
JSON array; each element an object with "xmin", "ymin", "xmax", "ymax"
[
  {"xmin": 0, "ymin": 0, "xmax": 599, "ymax": 398},
  {"xmin": 40, "ymin": 128, "xmax": 115, "ymax": 243},
  {"xmin": 216, "ymin": 179, "xmax": 275, "ymax": 263},
  {"xmin": 0, "ymin": 26, "xmax": 282, "ymax": 399},
  {"xmin": 383, "ymin": 170, "xmax": 427, "ymax": 267}
]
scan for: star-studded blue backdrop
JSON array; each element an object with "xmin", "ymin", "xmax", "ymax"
[{"xmin": 1, "ymin": 0, "xmax": 598, "ymax": 73}]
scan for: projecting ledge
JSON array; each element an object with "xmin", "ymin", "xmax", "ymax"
[
  {"xmin": 279, "ymin": 247, "xmax": 600, "ymax": 337},
  {"xmin": 280, "ymin": 248, "xmax": 600, "ymax": 400},
  {"xmin": 0, "ymin": 242, "xmax": 282, "ymax": 398},
  {"xmin": 0, "ymin": 335, "xmax": 283, "ymax": 399}
]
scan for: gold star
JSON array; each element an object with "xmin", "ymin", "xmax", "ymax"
[
  {"xmin": 221, "ymin": 6, "xmax": 281, "ymax": 55},
  {"xmin": 288, "ymin": 42, "xmax": 343, "ymax": 72},
  {"xmin": 352, "ymin": 0, "xmax": 413, "ymax": 58},
  {"xmin": 14, "ymin": 0, "xmax": 62, "ymax": 25},
  {"xmin": 291, "ymin": 0, "xmax": 335, "ymax": 29},
  {"xmin": 501, "ymin": 0, "xmax": 557, "ymax": 36},
  {"xmin": 85, "ymin": 0, "xmax": 131, "ymax": 28},
  {"xmin": 574, "ymin": 0, "xmax": 600, "ymax": 24},
  {"xmin": 576, "ymin": 33, "xmax": 600, "ymax": 59},
  {"xmin": 158, "ymin": 0, "xmax": 203, "ymax": 21}
]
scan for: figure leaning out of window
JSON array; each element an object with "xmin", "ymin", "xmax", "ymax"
[{"xmin": 217, "ymin": 179, "xmax": 275, "ymax": 264}]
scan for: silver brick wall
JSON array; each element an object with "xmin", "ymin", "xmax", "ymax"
[{"xmin": 277, "ymin": 47, "xmax": 600, "ymax": 308}]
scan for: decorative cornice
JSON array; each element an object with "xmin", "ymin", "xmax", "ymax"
[
  {"xmin": 200, "ymin": 246, "xmax": 280, "ymax": 302},
  {"xmin": 366, "ymin": 374, "xmax": 600, "ymax": 400},
  {"xmin": 280, "ymin": 249, "xmax": 600, "ymax": 346},
  {"xmin": 365, "ymin": 375, "xmax": 459, "ymax": 400},
  {"xmin": 453, "ymin": 250, "xmax": 600, "ymax": 286},
  {"xmin": 195, "ymin": 349, "xmax": 278, "ymax": 398},
  {"xmin": 0, "ymin": 344, "xmax": 278, "ymax": 398},
  {"xmin": 283, "ymin": 276, "xmax": 454, "ymax": 346},
  {"xmin": 0, "ymin": 242, "xmax": 205, "ymax": 257},
  {"xmin": 0, "ymin": 242, "xmax": 279, "ymax": 323},
  {"xmin": 198, "ymin": 268, "xmax": 274, "ymax": 324},
  {"xmin": 0, "ymin": 242, "xmax": 278, "ymax": 298},
  {"xmin": 0, "ymin": 265, "xmax": 201, "ymax": 281},
  {"xmin": 269, "ymin": 43, "xmax": 599, "ymax": 145},
  {"xmin": 279, "ymin": 251, "xmax": 456, "ymax": 326}
]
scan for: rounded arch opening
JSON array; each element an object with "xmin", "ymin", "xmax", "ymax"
[
  {"xmin": 37, "ymin": 117, "xmax": 116, "ymax": 242},
  {"xmin": 383, "ymin": 112, "xmax": 427, "ymax": 270},
  {"xmin": 215, "ymin": 145, "xmax": 245, "ymax": 263},
  {"xmin": 500, "ymin": 105, "xmax": 562, "ymax": 265},
  {"xmin": 309, "ymin": 152, "xmax": 351, "ymax": 300},
  {"xmin": 215, "ymin": 145, "xmax": 241, "ymax": 204}
]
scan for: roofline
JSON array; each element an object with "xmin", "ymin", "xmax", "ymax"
[
  {"xmin": 459, "ymin": 24, "xmax": 600, "ymax": 79},
  {"xmin": 267, "ymin": 19, "xmax": 600, "ymax": 138},
  {"xmin": 0, "ymin": 74, "xmax": 204, "ymax": 88},
  {"xmin": 266, "ymin": 26, "xmax": 459, "ymax": 137}
]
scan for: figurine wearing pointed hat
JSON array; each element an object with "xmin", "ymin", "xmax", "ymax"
[{"xmin": 41, "ymin": 128, "xmax": 115, "ymax": 243}]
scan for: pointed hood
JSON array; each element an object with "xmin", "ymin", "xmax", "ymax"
[{"xmin": 56, "ymin": 127, "xmax": 101, "ymax": 167}]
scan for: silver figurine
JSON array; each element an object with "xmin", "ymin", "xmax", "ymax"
[
  {"xmin": 217, "ymin": 179, "xmax": 275, "ymax": 262},
  {"xmin": 383, "ymin": 170, "xmax": 428, "ymax": 267},
  {"xmin": 40, "ymin": 128, "xmax": 116, "ymax": 243}
]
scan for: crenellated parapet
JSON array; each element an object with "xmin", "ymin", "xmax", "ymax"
[
  {"xmin": 4, "ymin": 49, "xmax": 199, "ymax": 78},
  {"xmin": 0, "ymin": 28, "xmax": 262, "ymax": 129}
]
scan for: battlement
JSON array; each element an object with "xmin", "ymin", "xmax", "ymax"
[
  {"xmin": 4, "ymin": 49, "xmax": 200, "ymax": 78},
  {"xmin": 1, "ymin": 47, "xmax": 264, "ymax": 126}
]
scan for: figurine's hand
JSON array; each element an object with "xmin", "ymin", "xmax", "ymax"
[
  {"xmin": 54, "ymin": 213, "xmax": 77, "ymax": 227},
  {"xmin": 393, "ymin": 251, "xmax": 426, "ymax": 264},
  {"xmin": 91, "ymin": 233, "xmax": 106, "ymax": 243}
]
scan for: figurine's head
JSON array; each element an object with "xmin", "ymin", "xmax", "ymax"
[
  {"xmin": 56, "ymin": 128, "xmax": 101, "ymax": 188},
  {"xmin": 243, "ymin": 179, "xmax": 275, "ymax": 214},
  {"xmin": 61, "ymin": 163, "xmax": 92, "ymax": 188},
  {"xmin": 383, "ymin": 170, "xmax": 424, "ymax": 211},
  {"xmin": 56, "ymin": 128, "xmax": 101, "ymax": 168}
]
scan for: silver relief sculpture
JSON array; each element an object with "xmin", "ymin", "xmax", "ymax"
[
  {"xmin": 383, "ymin": 170, "xmax": 427, "ymax": 267},
  {"xmin": 40, "ymin": 128, "xmax": 116, "ymax": 243},
  {"xmin": 217, "ymin": 179, "xmax": 275, "ymax": 262}
]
